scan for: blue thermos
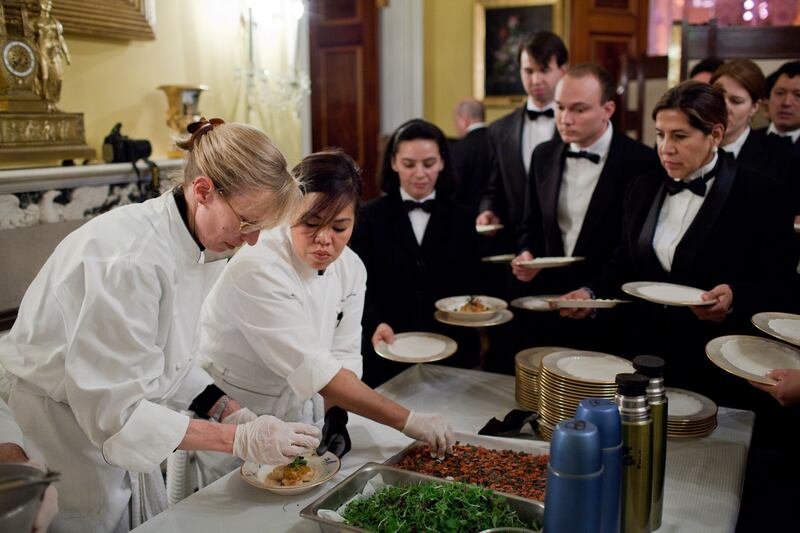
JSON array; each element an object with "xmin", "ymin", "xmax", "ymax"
[
  {"xmin": 544, "ymin": 418, "xmax": 603, "ymax": 533},
  {"xmin": 576, "ymin": 398, "xmax": 623, "ymax": 533}
]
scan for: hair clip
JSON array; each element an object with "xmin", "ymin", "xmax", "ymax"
[{"xmin": 186, "ymin": 117, "xmax": 225, "ymax": 144}]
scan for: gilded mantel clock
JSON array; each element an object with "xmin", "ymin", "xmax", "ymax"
[{"xmin": 0, "ymin": 0, "xmax": 94, "ymax": 163}]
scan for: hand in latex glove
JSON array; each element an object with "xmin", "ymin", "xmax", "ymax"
[
  {"xmin": 32, "ymin": 483, "xmax": 58, "ymax": 533},
  {"xmin": 402, "ymin": 411, "xmax": 455, "ymax": 459},
  {"xmin": 316, "ymin": 406, "xmax": 351, "ymax": 458},
  {"xmin": 233, "ymin": 415, "xmax": 320, "ymax": 465},
  {"xmin": 222, "ymin": 407, "xmax": 258, "ymax": 425}
]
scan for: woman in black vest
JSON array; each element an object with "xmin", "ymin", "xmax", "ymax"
[{"xmin": 350, "ymin": 119, "xmax": 483, "ymax": 387}]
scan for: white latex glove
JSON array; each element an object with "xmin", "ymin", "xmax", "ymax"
[
  {"xmin": 32, "ymin": 483, "xmax": 58, "ymax": 533},
  {"xmin": 401, "ymin": 411, "xmax": 455, "ymax": 459},
  {"xmin": 222, "ymin": 407, "xmax": 258, "ymax": 425},
  {"xmin": 233, "ymin": 415, "xmax": 320, "ymax": 465}
]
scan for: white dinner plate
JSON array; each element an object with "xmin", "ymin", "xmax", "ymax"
[
  {"xmin": 546, "ymin": 298, "xmax": 629, "ymax": 309},
  {"xmin": 434, "ymin": 295, "xmax": 508, "ymax": 322},
  {"xmin": 434, "ymin": 309, "xmax": 513, "ymax": 328},
  {"xmin": 622, "ymin": 281, "xmax": 717, "ymax": 306},
  {"xmin": 542, "ymin": 350, "xmax": 635, "ymax": 384},
  {"xmin": 476, "ymin": 223, "xmax": 504, "ymax": 234},
  {"xmin": 240, "ymin": 452, "xmax": 340, "ymax": 495},
  {"xmin": 705, "ymin": 335, "xmax": 800, "ymax": 385},
  {"xmin": 481, "ymin": 254, "xmax": 516, "ymax": 264},
  {"xmin": 515, "ymin": 346, "xmax": 568, "ymax": 372},
  {"xmin": 752, "ymin": 312, "xmax": 800, "ymax": 347},
  {"xmin": 513, "ymin": 256, "xmax": 585, "ymax": 269},
  {"xmin": 511, "ymin": 295, "xmax": 561, "ymax": 311},
  {"xmin": 666, "ymin": 388, "xmax": 717, "ymax": 422},
  {"xmin": 374, "ymin": 332, "xmax": 458, "ymax": 363}
]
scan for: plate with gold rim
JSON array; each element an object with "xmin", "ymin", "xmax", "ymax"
[
  {"xmin": 622, "ymin": 281, "xmax": 717, "ymax": 306},
  {"xmin": 751, "ymin": 312, "xmax": 800, "ymax": 347},
  {"xmin": 513, "ymin": 256, "xmax": 585, "ymax": 269},
  {"xmin": 375, "ymin": 332, "xmax": 458, "ymax": 363},
  {"xmin": 434, "ymin": 309, "xmax": 513, "ymax": 327},
  {"xmin": 706, "ymin": 335, "xmax": 800, "ymax": 385},
  {"xmin": 476, "ymin": 223, "xmax": 505, "ymax": 234}
]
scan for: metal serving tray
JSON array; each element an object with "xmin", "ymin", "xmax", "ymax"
[{"xmin": 299, "ymin": 463, "xmax": 544, "ymax": 533}]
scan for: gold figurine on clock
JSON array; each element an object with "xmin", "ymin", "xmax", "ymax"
[{"xmin": 0, "ymin": 0, "xmax": 94, "ymax": 163}]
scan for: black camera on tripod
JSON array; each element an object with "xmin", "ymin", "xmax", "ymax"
[{"xmin": 102, "ymin": 123, "xmax": 152, "ymax": 163}]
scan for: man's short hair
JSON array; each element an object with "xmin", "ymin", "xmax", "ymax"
[
  {"xmin": 517, "ymin": 31, "xmax": 568, "ymax": 68},
  {"xmin": 564, "ymin": 63, "xmax": 615, "ymax": 104},
  {"xmin": 767, "ymin": 60, "xmax": 800, "ymax": 94},
  {"xmin": 455, "ymin": 98, "xmax": 485, "ymax": 122},
  {"xmin": 689, "ymin": 57, "xmax": 724, "ymax": 79}
]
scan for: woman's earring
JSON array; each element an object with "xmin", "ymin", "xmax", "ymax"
[{"xmin": 712, "ymin": 146, "xmax": 718, "ymax": 153}]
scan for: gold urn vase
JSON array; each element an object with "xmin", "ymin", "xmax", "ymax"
[{"xmin": 158, "ymin": 84, "xmax": 208, "ymax": 158}]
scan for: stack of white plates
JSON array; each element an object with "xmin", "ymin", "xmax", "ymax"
[
  {"xmin": 514, "ymin": 346, "xmax": 566, "ymax": 412},
  {"xmin": 537, "ymin": 350, "xmax": 634, "ymax": 440},
  {"xmin": 666, "ymin": 388, "xmax": 717, "ymax": 438}
]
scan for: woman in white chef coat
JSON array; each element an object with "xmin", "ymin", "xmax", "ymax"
[
  {"xmin": 198, "ymin": 150, "xmax": 455, "ymax": 461},
  {"xmin": 0, "ymin": 118, "xmax": 321, "ymax": 532}
]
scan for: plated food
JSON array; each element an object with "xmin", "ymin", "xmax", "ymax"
[
  {"xmin": 374, "ymin": 332, "xmax": 458, "ymax": 363},
  {"xmin": 435, "ymin": 295, "xmax": 508, "ymax": 322},
  {"xmin": 705, "ymin": 335, "xmax": 800, "ymax": 385},
  {"xmin": 434, "ymin": 309, "xmax": 514, "ymax": 328},
  {"xmin": 622, "ymin": 281, "xmax": 717, "ymax": 306},
  {"xmin": 240, "ymin": 451, "xmax": 340, "ymax": 495},
  {"xmin": 394, "ymin": 443, "xmax": 549, "ymax": 502}
]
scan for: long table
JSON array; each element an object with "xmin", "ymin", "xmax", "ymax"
[{"xmin": 133, "ymin": 364, "xmax": 754, "ymax": 532}]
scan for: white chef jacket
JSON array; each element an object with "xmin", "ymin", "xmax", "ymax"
[
  {"xmin": 0, "ymin": 397, "xmax": 24, "ymax": 450},
  {"xmin": 0, "ymin": 192, "xmax": 223, "ymax": 532},
  {"xmin": 198, "ymin": 225, "xmax": 365, "ymax": 424}
]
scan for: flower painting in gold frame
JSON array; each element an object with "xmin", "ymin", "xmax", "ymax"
[{"xmin": 474, "ymin": 0, "xmax": 564, "ymax": 106}]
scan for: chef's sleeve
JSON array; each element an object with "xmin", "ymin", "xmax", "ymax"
[
  {"xmin": 0, "ymin": 397, "xmax": 25, "ymax": 450},
  {"xmin": 58, "ymin": 258, "xmax": 190, "ymax": 473},
  {"xmin": 227, "ymin": 260, "xmax": 344, "ymax": 401}
]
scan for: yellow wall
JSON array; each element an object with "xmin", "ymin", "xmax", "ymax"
[
  {"xmin": 57, "ymin": 0, "xmax": 302, "ymax": 165},
  {"xmin": 423, "ymin": 0, "xmax": 519, "ymax": 137}
]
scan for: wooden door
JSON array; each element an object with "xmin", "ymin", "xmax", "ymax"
[
  {"xmin": 308, "ymin": 0, "xmax": 380, "ymax": 199},
  {"xmin": 568, "ymin": 0, "xmax": 650, "ymax": 132}
]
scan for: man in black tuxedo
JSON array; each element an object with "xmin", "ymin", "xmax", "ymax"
[
  {"xmin": 514, "ymin": 64, "xmax": 659, "ymax": 295},
  {"xmin": 450, "ymin": 98, "xmax": 491, "ymax": 215},
  {"xmin": 505, "ymin": 64, "xmax": 658, "ymax": 355},
  {"xmin": 764, "ymin": 60, "xmax": 800, "ymax": 157},
  {"xmin": 476, "ymin": 31, "xmax": 568, "ymax": 254}
]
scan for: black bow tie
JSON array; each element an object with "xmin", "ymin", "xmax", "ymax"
[
  {"xmin": 565, "ymin": 150, "xmax": 601, "ymax": 164},
  {"xmin": 403, "ymin": 199, "xmax": 435, "ymax": 213},
  {"xmin": 665, "ymin": 162, "xmax": 719, "ymax": 197},
  {"xmin": 526, "ymin": 108, "xmax": 554, "ymax": 120},
  {"xmin": 767, "ymin": 131, "xmax": 795, "ymax": 146}
]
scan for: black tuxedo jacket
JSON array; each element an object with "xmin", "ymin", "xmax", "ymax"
[
  {"xmin": 349, "ymin": 192, "xmax": 482, "ymax": 386},
  {"xmin": 591, "ymin": 153, "xmax": 796, "ymax": 311},
  {"xmin": 451, "ymin": 126, "xmax": 492, "ymax": 215},
  {"xmin": 519, "ymin": 131, "xmax": 659, "ymax": 293},
  {"xmin": 744, "ymin": 128, "xmax": 800, "ymax": 214},
  {"xmin": 479, "ymin": 106, "xmax": 561, "ymax": 228}
]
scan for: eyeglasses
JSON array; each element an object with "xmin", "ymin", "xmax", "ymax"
[{"xmin": 217, "ymin": 189, "xmax": 265, "ymax": 235}]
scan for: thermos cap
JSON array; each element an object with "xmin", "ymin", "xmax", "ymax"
[
  {"xmin": 633, "ymin": 355, "xmax": 666, "ymax": 378},
  {"xmin": 550, "ymin": 419, "xmax": 602, "ymax": 475},
  {"xmin": 575, "ymin": 398, "xmax": 621, "ymax": 449},
  {"xmin": 615, "ymin": 373, "xmax": 649, "ymax": 396}
]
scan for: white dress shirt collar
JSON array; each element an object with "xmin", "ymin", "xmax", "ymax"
[
  {"xmin": 399, "ymin": 188, "xmax": 436, "ymax": 245},
  {"xmin": 683, "ymin": 152, "xmax": 718, "ymax": 182},
  {"xmin": 722, "ymin": 127, "xmax": 750, "ymax": 159},
  {"xmin": 767, "ymin": 123, "xmax": 800, "ymax": 144},
  {"xmin": 466, "ymin": 122, "xmax": 486, "ymax": 133},
  {"xmin": 569, "ymin": 122, "xmax": 614, "ymax": 163},
  {"xmin": 526, "ymin": 98, "xmax": 555, "ymax": 113}
]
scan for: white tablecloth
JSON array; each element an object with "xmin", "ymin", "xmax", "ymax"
[{"xmin": 133, "ymin": 364, "xmax": 753, "ymax": 533}]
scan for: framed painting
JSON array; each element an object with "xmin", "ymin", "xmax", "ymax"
[
  {"xmin": 473, "ymin": 0, "xmax": 564, "ymax": 106},
  {"xmin": 53, "ymin": 0, "xmax": 156, "ymax": 41}
]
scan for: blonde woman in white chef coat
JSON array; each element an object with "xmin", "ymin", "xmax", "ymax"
[
  {"xmin": 198, "ymin": 150, "xmax": 455, "ymax": 464},
  {"xmin": 0, "ymin": 118, "xmax": 321, "ymax": 532}
]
